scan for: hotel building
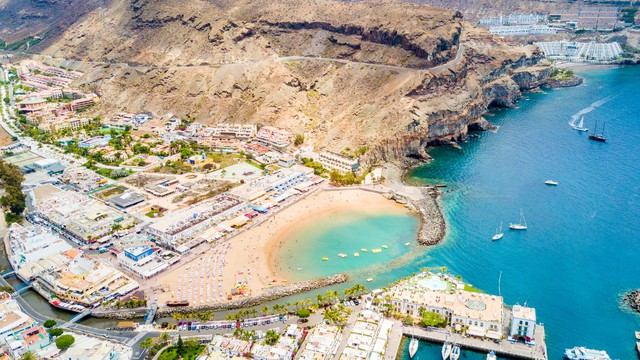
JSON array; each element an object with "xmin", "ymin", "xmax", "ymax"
[
  {"xmin": 509, "ymin": 305, "xmax": 537, "ymax": 344},
  {"xmin": 318, "ymin": 151, "xmax": 359, "ymax": 173}
]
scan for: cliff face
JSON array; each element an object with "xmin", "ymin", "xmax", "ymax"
[{"xmin": 34, "ymin": 0, "xmax": 550, "ymax": 167}]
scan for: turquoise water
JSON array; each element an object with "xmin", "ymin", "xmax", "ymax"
[
  {"xmin": 276, "ymin": 67, "xmax": 640, "ymax": 359},
  {"xmin": 406, "ymin": 66, "xmax": 640, "ymax": 359},
  {"xmin": 278, "ymin": 211, "xmax": 419, "ymax": 283}
]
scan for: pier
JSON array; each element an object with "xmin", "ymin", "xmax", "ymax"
[{"xmin": 403, "ymin": 325, "xmax": 548, "ymax": 360}]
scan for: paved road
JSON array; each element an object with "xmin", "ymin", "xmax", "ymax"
[{"xmin": 11, "ymin": 43, "xmax": 465, "ymax": 73}]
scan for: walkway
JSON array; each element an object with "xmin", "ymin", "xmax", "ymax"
[{"xmin": 404, "ymin": 325, "xmax": 548, "ymax": 360}]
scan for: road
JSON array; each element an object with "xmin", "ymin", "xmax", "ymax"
[{"xmin": 13, "ymin": 43, "xmax": 466, "ymax": 74}]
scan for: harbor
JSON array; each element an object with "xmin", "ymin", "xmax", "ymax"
[{"xmin": 403, "ymin": 325, "xmax": 548, "ymax": 360}]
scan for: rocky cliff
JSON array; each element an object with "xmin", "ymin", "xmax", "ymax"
[{"xmin": 31, "ymin": 0, "xmax": 551, "ymax": 167}]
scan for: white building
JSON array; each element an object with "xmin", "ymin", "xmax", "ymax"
[
  {"xmin": 318, "ymin": 151, "xmax": 359, "ymax": 173},
  {"xmin": 510, "ymin": 305, "xmax": 537, "ymax": 344},
  {"xmin": 212, "ymin": 123, "xmax": 257, "ymax": 139},
  {"xmin": 255, "ymin": 126, "xmax": 293, "ymax": 148},
  {"xmin": 6, "ymin": 223, "xmax": 73, "ymax": 278},
  {"xmin": 117, "ymin": 246, "xmax": 170, "ymax": 279},
  {"xmin": 535, "ymin": 41, "xmax": 623, "ymax": 62},
  {"xmin": 146, "ymin": 195, "xmax": 246, "ymax": 252},
  {"xmin": 489, "ymin": 25, "xmax": 560, "ymax": 36}
]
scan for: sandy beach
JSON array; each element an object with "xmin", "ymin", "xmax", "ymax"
[{"xmin": 152, "ymin": 188, "xmax": 410, "ymax": 306}]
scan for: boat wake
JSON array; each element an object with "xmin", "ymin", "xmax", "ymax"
[{"xmin": 568, "ymin": 96, "xmax": 615, "ymax": 127}]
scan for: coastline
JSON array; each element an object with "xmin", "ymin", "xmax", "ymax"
[{"xmin": 151, "ymin": 187, "xmax": 419, "ymax": 310}]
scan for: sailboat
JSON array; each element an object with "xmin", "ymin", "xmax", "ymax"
[
  {"xmin": 487, "ymin": 351, "xmax": 497, "ymax": 360},
  {"xmin": 450, "ymin": 344, "xmax": 461, "ymax": 360},
  {"xmin": 492, "ymin": 222, "xmax": 504, "ymax": 241},
  {"xmin": 509, "ymin": 209, "xmax": 527, "ymax": 230},
  {"xmin": 573, "ymin": 116, "xmax": 589, "ymax": 132},
  {"xmin": 441, "ymin": 342, "xmax": 452, "ymax": 360},
  {"xmin": 588, "ymin": 120, "xmax": 607, "ymax": 142},
  {"xmin": 409, "ymin": 337, "xmax": 419, "ymax": 359}
]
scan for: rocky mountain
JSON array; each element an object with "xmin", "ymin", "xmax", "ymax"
[
  {"xmin": 25, "ymin": 0, "xmax": 550, "ymax": 166},
  {"xmin": 0, "ymin": 0, "xmax": 111, "ymax": 46}
]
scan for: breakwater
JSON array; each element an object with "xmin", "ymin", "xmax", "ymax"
[
  {"xmin": 91, "ymin": 273, "xmax": 348, "ymax": 319},
  {"xmin": 387, "ymin": 188, "xmax": 445, "ymax": 246}
]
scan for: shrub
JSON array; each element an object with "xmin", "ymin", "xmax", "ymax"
[
  {"xmin": 43, "ymin": 320, "xmax": 57, "ymax": 328},
  {"xmin": 55, "ymin": 334, "xmax": 75, "ymax": 350}
]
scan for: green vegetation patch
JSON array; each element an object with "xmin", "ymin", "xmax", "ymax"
[
  {"xmin": 0, "ymin": 160, "xmax": 26, "ymax": 225},
  {"xmin": 463, "ymin": 284, "xmax": 484, "ymax": 293},
  {"xmin": 421, "ymin": 310, "xmax": 447, "ymax": 328},
  {"xmin": 550, "ymin": 68, "xmax": 575, "ymax": 81},
  {"xmin": 158, "ymin": 345, "xmax": 204, "ymax": 360}
]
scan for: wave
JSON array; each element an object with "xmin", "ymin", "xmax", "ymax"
[{"xmin": 568, "ymin": 96, "xmax": 615, "ymax": 127}]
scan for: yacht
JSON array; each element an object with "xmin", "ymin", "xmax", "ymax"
[
  {"xmin": 545, "ymin": 180, "xmax": 558, "ymax": 186},
  {"xmin": 509, "ymin": 209, "xmax": 527, "ymax": 230},
  {"xmin": 564, "ymin": 346, "xmax": 611, "ymax": 360},
  {"xmin": 450, "ymin": 344, "xmax": 461, "ymax": 360},
  {"xmin": 408, "ymin": 338, "xmax": 419, "ymax": 359},
  {"xmin": 441, "ymin": 342, "xmax": 452, "ymax": 360},
  {"xmin": 588, "ymin": 121, "xmax": 607, "ymax": 142},
  {"xmin": 573, "ymin": 116, "xmax": 589, "ymax": 132},
  {"xmin": 492, "ymin": 222, "xmax": 504, "ymax": 241},
  {"xmin": 486, "ymin": 351, "xmax": 497, "ymax": 360}
]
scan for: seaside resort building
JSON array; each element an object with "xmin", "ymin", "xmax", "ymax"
[
  {"xmin": 36, "ymin": 256, "xmax": 139, "ymax": 308},
  {"xmin": 146, "ymin": 194, "xmax": 246, "ymax": 253},
  {"xmin": 33, "ymin": 188, "xmax": 136, "ymax": 244},
  {"xmin": 0, "ymin": 292, "xmax": 56, "ymax": 359},
  {"xmin": 298, "ymin": 324, "xmax": 343, "ymax": 360},
  {"xmin": 255, "ymin": 126, "xmax": 293, "ymax": 149},
  {"xmin": 509, "ymin": 305, "xmax": 537, "ymax": 344},
  {"xmin": 341, "ymin": 310, "xmax": 393, "ymax": 360},
  {"xmin": 389, "ymin": 275, "xmax": 505, "ymax": 340},
  {"xmin": 5, "ymin": 223, "xmax": 74, "ymax": 281},
  {"xmin": 117, "ymin": 245, "xmax": 170, "ymax": 279},
  {"xmin": 212, "ymin": 123, "xmax": 257, "ymax": 139},
  {"xmin": 318, "ymin": 151, "xmax": 359, "ymax": 173}
]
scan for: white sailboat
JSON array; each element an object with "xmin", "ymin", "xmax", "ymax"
[
  {"xmin": 441, "ymin": 342, "xmax": 452, "ymax": 360},
  {"xmin": 409, "ymin": 337, "xmax": 419, "ymax": 359},
  {"xmin": 573, "ymin": 116, "xmax": 589, "ymax": 132},
  {"xmin": 450, "ymin": 344, "xmax": 461, "ymax": 360},
  {"xmin": 492, "ymin": 222, "xmax": 504, "ymax": 241},
  {"xmin": 509, "ymin": 209, "xmax": 527, "ymax": 230}
]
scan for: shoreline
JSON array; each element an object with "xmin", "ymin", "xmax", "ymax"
[{"xmin": 150, "ymin": 186, "xmax": 424, "ymax": 312}]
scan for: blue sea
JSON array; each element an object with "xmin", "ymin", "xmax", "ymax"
[{"xmin": 278, "ymin": 67, "xmax": 640, "ymax": 359}]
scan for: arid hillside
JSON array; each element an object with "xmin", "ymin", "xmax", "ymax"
[{"xmin": 29, "ymin": 0, "xmax": 550, "ymax": 166}]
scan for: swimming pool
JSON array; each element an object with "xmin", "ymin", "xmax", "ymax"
[{"xmin": 417, "ymin": 276, "xmax": 447, "ymax": 291}]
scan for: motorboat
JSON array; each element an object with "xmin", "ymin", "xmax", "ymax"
[
  {"xmin": 545, "ymin": 180, "xmax": 559, "ymax": 186},
  {"xmin": 366, "ymin": 278, "xmax": 373, "ymax": 282},
  {"xmin": 405, "ymin": 242, "xmax": 411, "ymax": 246},
  {"xmin": 486, "ymin": 351, "xmax": 496, "ymax": 360},
  {"xmin": 564, "ymin": 346, "xmax": 611, "ymax": 360},
  {"xmin": 338, "ymin": 253, "xmax": 347, "ymax": 258},
  {"xmin": 573, "ymin": 116, "xmax": 589, "ymax": 132},
  {"xmin": 450, "ymin": 344, "xmax": 461, "ymax": 360},
  {"xmin": 372, "ymin": 248, "xmax": 382, "ymax": 253}
]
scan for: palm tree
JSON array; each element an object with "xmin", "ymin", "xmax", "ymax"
[
  {"xmin": 316, "ymin": 294, "xmax": 326, "ymax": 306},
  {"xmin": 441, "ymin": 266, "xmax": 447, "ymax": 274},
  {"xmin": 261, "ymin": 305, "xmax": 269, "ymax": 315},
  {"xmin": 159, "ymin": 332, "xmax": 170, "ymax": 344},
  {"xmin": 20, "ymin": 351, "xmax": 37, "ymax": 360},
  {"xmin": 140, "ymin": 338, "xmax": 153, "ymax": 350}
]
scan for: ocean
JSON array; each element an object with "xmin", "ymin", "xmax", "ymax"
[{"xmin": 276, "ymin": 66, "xmax": 640, "ymax": 359}]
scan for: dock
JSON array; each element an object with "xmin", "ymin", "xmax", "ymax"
[{"xmin": 403, "ymin": 325, "xmax": 548, "ymax": 360}]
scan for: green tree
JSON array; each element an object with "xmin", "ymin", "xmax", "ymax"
[
  {"xmin": 140, "ymin": 337, "xmax": 153, "ymax": 350},
  {"xmin": 403, "ymin": 314, "xmax": 414, "ymax": 326},
  {"xmin": 421, "ymin": 311, "xmax": 447, "ymax": 328},
  {"xmin": 43, "ymin": 320, "xmax": 57, "ymax": 328},
  {"xmin": 49, "ymin": 328, "xmax": 64, "ymax": 337},
  {"xmin": 297, "ymin": 308, "xmax": 311, "ymax": 320},
  {"xmin": 264, "ymin": 329, "xmax": 280, "ymax": 345},
  {"xmin": 176, "ymin": 335, "xmax": 184, "ymax": 350},
  {"xmin": 55, "ymin": 334, "xmax": 75, "ymax": 350},
  {"xmin": 294, "ymin": 133, "xmax": 304, "ymax": 146},
  {"xmin": 159, "ymin": 332, "xmax": 170, "ymax": 344}
]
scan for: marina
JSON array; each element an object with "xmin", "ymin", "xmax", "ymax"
[{"xmin": 403, "ymin": 326, "xmax": 548, "ymax": 360}]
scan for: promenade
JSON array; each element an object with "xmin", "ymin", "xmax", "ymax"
[{"xmin": 403, "ymin": 325, "xmax": 548, "ymax": 360}]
